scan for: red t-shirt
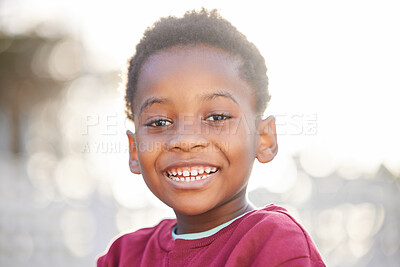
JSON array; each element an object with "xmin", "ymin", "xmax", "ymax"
[{"xmin": 97, "ymin": 204, "xmax": 325, "ymax": 266}]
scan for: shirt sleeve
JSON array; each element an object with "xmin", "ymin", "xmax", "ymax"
[
  {"xmin": 257, "ymin": 210, "xmax": 326, "ymax": 267},
  {"xmin": 96, "ymin": 255, "xmax": 106, "ymax": 267},
  {"xmin": 225, "ymin": 209, "xmax": 326, "ymax": 267},
  {"xmin": 275, "ymin": 256, "xmax": 326, "ymax": 267}
]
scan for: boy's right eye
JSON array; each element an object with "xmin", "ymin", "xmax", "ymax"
[{"xmin": 146, "ymin": 119, "xmax": 172, "ymax": 127}]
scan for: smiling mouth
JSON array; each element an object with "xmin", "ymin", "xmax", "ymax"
[{"xmin": 164, "ymin": 166, "xmax": 219, "ymax": 182}]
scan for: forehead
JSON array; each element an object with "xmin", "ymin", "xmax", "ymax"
[
  {"xmin": 138, "ymin": 45, "xmax": 241, "ymax": 85},
  {"xmin": 134, "ymin": 46, "xmax": 256, "ymax": 115}
]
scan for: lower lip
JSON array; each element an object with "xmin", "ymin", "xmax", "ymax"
[{"xmin": 164, "ymin": 171, "xmax": 218, "ymax": 189}]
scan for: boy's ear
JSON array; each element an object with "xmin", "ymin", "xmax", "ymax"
[
  {"xmin": 256, "ymin": 116, "xmax": 278, "ymax": 163},
  {"xmin": 126, "ymin": 130, "xmax": 141, "ymax": 174}
]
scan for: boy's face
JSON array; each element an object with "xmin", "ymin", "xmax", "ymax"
[{"xmin": 129, "ymin": 46, "xmax": 276, "ymax": 216}]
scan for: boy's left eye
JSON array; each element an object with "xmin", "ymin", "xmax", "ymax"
[
  {"xmin": 205, "ymin": 114, "xmax": 231, "ymax": 121},
  {"xmin": 146, "ymin": 119, "xmax": 172, "ymax": 127}
]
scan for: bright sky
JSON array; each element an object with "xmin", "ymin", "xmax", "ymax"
[{"xmin": 2, "ymin": 0, "xmax": 399, "ymax": 178}]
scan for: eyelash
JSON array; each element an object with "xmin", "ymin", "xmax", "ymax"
[{"xmin": 145, "ymin": 113, "xmax": 231, "ymax": 127}]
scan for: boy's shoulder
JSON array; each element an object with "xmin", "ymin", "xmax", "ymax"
[
  {"xmin": 242, "ymin": 204, "xmax": 307, "ymax": 232},
  {"xmin": 231, "ymin": 204, "xmax": 325, "ymax": 266},
  {"xmin": 239, "ymin": 204, "xmax": 312, "ymax": 241},
  {"xmin": 97, "ymin": 218, "xmax": 176, "ymax": 267}
]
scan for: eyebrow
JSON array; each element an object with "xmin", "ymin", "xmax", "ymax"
[
  {"xmin": 138, "ymin": 91, "xmax": 238, "ymax": 115},
  {"xmin": 199, "ymin": 91, "xmax": 238, "ymax": 104},
  {"xmin": 138, "ymin": 97, "xmax": 171, "ymax": 115}
]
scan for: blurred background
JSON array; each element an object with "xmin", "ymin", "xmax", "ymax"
[{"xmin": 0, "ymin": 0, "xmax": 399, "ymax": 266}]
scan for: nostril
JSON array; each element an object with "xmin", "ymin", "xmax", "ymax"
[
  {"xmin": 167, "ymin": 136, "xmax": 208, "ymax": 152},
  {"xmin": 192, "ymin": 144, "xmax": 205, "ymax": 149}
]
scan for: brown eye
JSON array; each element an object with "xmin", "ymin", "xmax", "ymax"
[
  {"xmin": 146, "ymin": 119, "xmax": 172, "ymax": 127},
  {"xmin": 205, "ymin": 114, "xmax": 231, "ymax": 121}
]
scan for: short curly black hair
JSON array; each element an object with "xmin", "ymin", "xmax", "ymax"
[{"xmin": 125, "ymin": 8, "xmax": 270, "ymax": 121}]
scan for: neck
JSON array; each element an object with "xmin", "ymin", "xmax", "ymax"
[{"xmin": 174, "ymin": 194, "xmax": 254, "ymax": 234}]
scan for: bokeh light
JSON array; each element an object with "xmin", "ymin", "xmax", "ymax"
[{"xmin": 249, "ymin": 153, "xmax": 298, "ymax": 193}]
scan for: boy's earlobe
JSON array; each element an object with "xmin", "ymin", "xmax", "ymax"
[
  {"xmin": 256, "ymin": 116, "xmax": 278, "ymax": 163},
  {"xmin": 126, "ymin": 130, "xmax": 141, "ymax": 174}
]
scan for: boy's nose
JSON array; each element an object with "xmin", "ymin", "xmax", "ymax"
[
  {"xmin": 166, "ymin": 118, "xmax": 208, "ymax": 152},
  {"xmin": 167, "ymin": 134, "xmax": 208, "ymax": 152}
]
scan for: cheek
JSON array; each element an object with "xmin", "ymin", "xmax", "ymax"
[
  {"xmin": 218, "ymin": 119, "xmax": 256, "ymax": 157},
  {"xmin": 135, "ymin": 134, "xmax": 164, "ymax": 170},
  {"xmin": 135, "ymin": 136, "xmax": 165, "ymax": 197}
]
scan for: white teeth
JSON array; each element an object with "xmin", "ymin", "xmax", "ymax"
[{"xmin": 167, "ymin": 166, "xmax": 218, "ymax": 182}]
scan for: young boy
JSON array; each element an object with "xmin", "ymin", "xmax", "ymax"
[{"xmin": 98, "ymin": 9, "xmax": 325, "ymax": 267}]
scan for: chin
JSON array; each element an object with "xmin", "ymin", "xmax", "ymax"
[{"xmin": 172, "ymin": 202, "xmax": 216, "ymax": 216}]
